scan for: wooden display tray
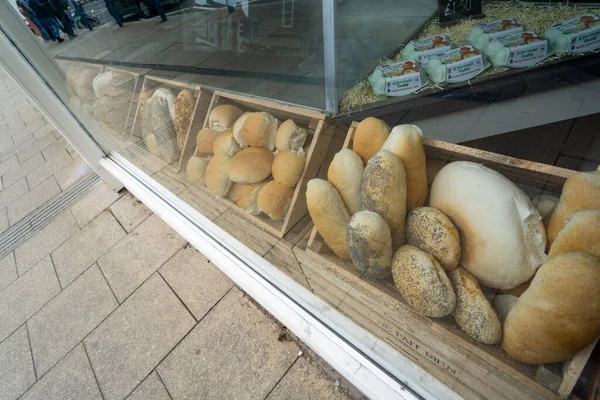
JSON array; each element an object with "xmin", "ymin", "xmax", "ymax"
[
  {"xmin": 304, "ymin": 122, "xmax": 596, "ymax": 399},
  {"xmin": 195, "ymin": 90, "xmax": 334, "ymax": 238}
]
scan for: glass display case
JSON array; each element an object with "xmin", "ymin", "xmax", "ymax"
[{"xmin": 1, "ymin": 0, "xmax": 599, "ymax": 398}]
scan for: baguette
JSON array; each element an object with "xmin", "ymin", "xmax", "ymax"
[{"xmin": 352, "ymin": 117, "xmax": 390, "ymax": 165}]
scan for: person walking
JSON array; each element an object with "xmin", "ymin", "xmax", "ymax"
[
  {"xmin": 104, "ymin": 0, "xmax": 124, "ymax": 27},
  {"xmin": 16, "ymin": 0, "xmax": 49, "ymax": 40},
  {"xmin": 28, "ymin": 0, "xmax": 64, "ymax": 42},
  {"xmin": 70, "ymin": 0, "xmax": 92, "ymax": 30},
  {"xmin": 153, "ymin": 0, "xmax": 167, "ymax": 22}
]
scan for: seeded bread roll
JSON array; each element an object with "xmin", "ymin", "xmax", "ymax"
[
  {"xmin": 209, "ymin": 104, "xmax": 243, "ymax": 132},
  {"xmin": 241, "ymin": 112, "xmax": 279, "ymax": 150},
  {"xmin": 392, "ymin": 245, "xmax": 456, "ymax": 318},
  {"xmin": 232, "ymin": 112, "xmax": 250, "ymax": 148},
  {"xmin": 213, "ymin": 129, "xmax": 241, "ymax": 157},
  {"xmin": 492, "ymin": 294, "xmax": 518, "ymax": 324},
  {"xmin": 307, "ymin": 179, "xmax": 351, "ymax": 260},
  {"xmin": 502, "ymin": 252, "xmax": 600, "ymax": 364},
  {"xmin": 360, "ymin": 150, "xmax": 407, "ymax": 248},
  {"xmin": 449, "ymin": 267, "xmax": 502, "ymax": 345},
  {"xmin": 205, "ymin": 153, "xmax": 232, "ymax": 197},
  {"xmin": 346, "ymin": 211, "xmax": 393, "ymax": 279},
  {"xmin": 186, "ymin": 155, "xmax": 212, "ymax": 185},
  {"xmin": 228, "ymin": 148, "xmax": 274, "ymax": 184},
  {"xmin": 275, "ymin": 119, "xmax": 307, "ymax": 151},
  {"xmin": 548, "ymin": 209, "xmax": 600, "ymax": 258},
  {"xmin": 327, "ymin": 149, "xmax": 363, "ymax": 215},
  {"xmin": 546, "ymin": 167, "xmax": 600, "ymax": 248},
  {"xmin": 382, "ymin": 125, "xmax": 427, "ymax": 210},
  {"xmin": 257, "ymin": 181, "xmax": 294, "ymax": 220},
  {"xmin": 353, "ymin": 117, "xmax": 390, "ymax": 165},
  {"xmin": 228, "ymin": 181, "xmax": 266, "ymax": 215},
  {"xmin": 174, "ymin": 90, "xmax": 195, "ymax": 153},
  {"xmin": 272, "ymin": 150, "xmax": 305, "ymax": 187},
  {"xmin": 406, "ymin": 207, "xmax": 460, "ymax": 271},
  {"xmin": 196, "ymin": 128, "xmax": 219, "ymax": 154}
]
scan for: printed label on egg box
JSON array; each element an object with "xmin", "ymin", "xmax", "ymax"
[
  {"xmin": 379, "ymin": 60, "xmax": 424, "ymax": 96},
  {"xmin": 438, "ymin": 46, "xmax": 485, "ymax": 82},
  {"xmin": 497, "ymin": 31, "xmax": 548, "ymax": 67},
  {"xmin": 552, "ymin": 14, "xmax": 600, "ymax": 53},
  {"xmin": 410, "ymin": 35, "xmax": 453, "ymax": 67},
  {"xmin": 477, "ymin": 18, "xmax": 524, "ymax": 40}
]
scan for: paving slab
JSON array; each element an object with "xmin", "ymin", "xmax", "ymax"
[
  {"xmin": 54, "ymin": 156, "xmax": 94, "ymax": 190},
  {"xmin": 126, "ymin": 371, "xmax": 171, "ymax": 400},
  {"xmin": 2, "ymin": 152, "xmax": 44, "ymax": 188},
  {"xmin": 16, "ymin": 134, "xmax": 56, "ymax": 164},
  {"xmin": 0, "ymin": 253, "xmax": 17, "ymax": 293},
  {"xmin": 28, "ymin": 265, "xmax": 118, "ymax": 377},
  {"xmin": 109, "ymin": 192, "xmax": 152, "ymax": 233},
  {"xmin": 25, "ymin": 150, "xmax": 73, "ymax": 190},
  {"xmin": 7, "ymin": 176, "xmax": 60, "ymax": 226},
  {"xmin": 84, "ymin": 274, "xmax": 195, "ymax": 400},
  {"xmin": 32, "ymin": 124, "xmax": 56, "ymax": 141},
  {"xmin": 0, "ymin": 325, "xmax": 36, "ymax": 400},
  {"xmin": 158, "ymin": 288, "xmax": 299, "ymax": 400},
  {"xmin": 52, "ymin": 211, "xmax": 126, "ymax": 287},
  {"xmin": 70, "ymin": 182, "xmax": 122, "ymax": 228},
  {"xmin": 0, "ymin": 178, "xmax": 28, "ymax": 210},
  {"xmin": 0, "ymin": 209, "xmax": 8, "ymax": 236},
  {"xmin": 0, "ymin": 155, "xmax": 19, "ymax": 177},
  {"xmin": 41, "ymin": 138, "xmax": 71, "ymax": 161},
  {"xmin": 0, "ymin": 133, "xmax": 35, "ymax": 163}
]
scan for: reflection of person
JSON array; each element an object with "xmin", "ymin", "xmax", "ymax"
[
  {"xmin": 48, "ymin": 0, "xmax": 77, "ymax": 38},
  {"xmin": 104, "ymin": 0, "xmax": 124, "ymax": 27},
  {"xmin": 70, "ymin": 0, "xmax": 92, "ymax": 30},
  {"xmin": 28, "ymin": 0, "xmax": 65, "ymax": 42},
  {"xmin": 16, "ymin": 0, "xmax": 48, "ymax": 40},
  {"xmin": 153, "ymin": 0, "xmax": 167, "ymax": 22}
]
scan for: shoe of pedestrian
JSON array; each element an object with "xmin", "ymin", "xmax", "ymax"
[
  {"xmin": 57, "ymin": 37, "xmax": 64, "ymax": 43},
  {"xmin": 69, "ymin": 34, "xmax": 78, "ymax": 38}
]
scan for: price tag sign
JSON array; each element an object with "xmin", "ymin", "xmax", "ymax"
[{"xmin": 438, "ymin": 0, "xmax": 483, "ymax": 26}]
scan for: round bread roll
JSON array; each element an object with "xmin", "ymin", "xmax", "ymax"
[
  {"xmin": 353, "ymin": 117, "xmax": 390, "ymax": 165},
  {"xmin": 546, "ymin": 167, "xmax": 600, "ymax": 248},
  {"xmin": 429, "ymin": 162, "xmax": 547, "ymax": 289},
  {"xmin": 449, "ymin": 267, "xmax": 502, "ymax": 344},
  {"xmin": 275, "ymin": 119, "xmax": 307, "ymax": 151},
  {"xmin": 272, "ymin": 150, "xmax": 305, "ymax": 187},
  {"xmin": 392, "ymin": 245, "xmax": 456, "ymax": 318},
  {"xmin": 306, "ymin": 179, "xmax": 351, "ymax": 260},
  {"xmin": 257, "ymin": 181, "xmax": 294, "ymax": 220},
  {"xmin": 346, "ymin": 211, "xmax": 393, "ymax": 279},
  {"xmin": 232, "ymin": 113, "xmax": 250, "ymax": 148},
  {"xmin": 213, "ymin": 129, "xmax": 241, "ymax": 157},
  {"xmin": 229, "ymin": 148, "xmax": 274, "ymax": 184},
  {"xmin": 327, "ymin": 149, "xmax": 363, "ymax": 215},
  {"xmin": 205, "ymin": 153, "xmax": 232, "ymax": 197},
  {"xmin": 228, "ymin": 181, "xmax": 266, "ymax": 215},
  {"xmin": 209, "ymin": 104, "xmax": 243, "ymax": 131},
  {"xmin": 548, "ymin": 209, "xmax": 600, "ymax": 258},
  {"xmin": 406, "ymin": 207, "xmax": 460, "ymax": 271},
  {"xmin": 174, "ymin": 90, "xmax": 195, "ymax": 153},
  {"xmin": 360, "ymin": 150, "xmax": 407, "ymax": 248},
  {"xmin": 502, "ymin": 252, "xmax": 600, "ymax": 364},
  {"xmin": 186, "ymin": 155, "xmax": 212, "ymax": 185},
  {"xmin": 382, "ymin": 125, "xmax": 427, "ymax": 210},
  {"xmin": 241, "ymin": 112, "xmax": 278, "ymax": 150},
  {"xmin": 492, "ymin": 294, "xmax": 518, "ymax": 324},
  {"xmin": 531, "ymin": 193, "xmax": 559, "ymax": 222},
  {"xmin": 196, "ymin": 128, "xmax": 219, "ymax": 154}
]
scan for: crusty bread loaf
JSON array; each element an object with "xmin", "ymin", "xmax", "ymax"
[
  {"xmin": 502, "ymin": 252, "xmax": 600, "ymax": 364},
  {"xmin": 546, "ymin": 167, "xmax": 600, "ymax": 248},
  {"xmin": 186, "ymin": 155, "xmax": 212, "ymax": 185},
  {"xmin": 492, "ymin": 294, "xmax": 518, "ymax": 324},
  {"xmin": 327, "ymin": 149, "xmax": 363, "ymax": 215},
  {"xmin": 392, "ymin": 245, "xmax": 456, "ymax": 318},
  {"xmin": 229, "ymin": 148, "xmax": 274, "ymax": 184},
  {"xmin": 430, "ymin": 162, "xmax": 547, "ymax": 289},
  {"xmin": 307, "ymin": 179, "xmax": 351, "ymax": 259},
  {"xmin": 152, "ymin": 88, "xmax": 175, "ymax": 121},
  {"xmin": 213, "ymin": 129, "xmax": 241, "ymax": 157},
  {"xmin": 241, "ymin": 112, "xmax": 278, "ymax": 150},
  {"xmin": 174, "ymin": 90, "xmax": 195, "ymax": 153},
  {"xmin": 209, "ymin": 104, "xmax": 243, "ymax": 131},
  {"xmin": 548, "ymin": 209, "xmax": 600, "ymax": 258},
  {"xmin": 353, "ymin": 117, "xmax": 390, "ymax": 165},
  {"xmin": 346, "ymin": 211, "xmax": 393, "ymax": 279},
  {"xmin": 360, "ymin": 150, "xmax": 407, "ymax": 248},
  {"xmin": 205, "ymin": 153, "xmax": 232, "ymax": 197},
  {"xmin": 272, "ymin": 150, "xmax": 305, "ymax": 187},
  {"xmin": 196, "ymin": 128, "xmax": 219, "ymax": 154},
  {"xmin": 382, "ymin": 125, "xmax": 427, "ymax": 210},
  {"xmin": 406, "ymin": 207, "xmax": 460, "ymax": 271},
  {"xmin": 228, "ymin": 181, "xmax": 266, "ymax": 215},
  {"xmin": 449, "ymin": 267, "xmax": 502, "ymax": 344},
  {"xmin": 232, "ymin": 112, "xmax": 250, "ymax": 148},
  {"xmin": 275, "ymin": 119, "xmax": 307, "ymax": 151},
  {"xmin": 257, "ymin": 181, "xmax": 294, "ymax": 220}
]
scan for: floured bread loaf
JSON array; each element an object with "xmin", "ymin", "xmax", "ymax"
[
  {"xmin": 229, "ymin": 148, "xmax": 274, "ymax": 184},
  {"xmin": 141, "ymin": 95, "xmax": 178, "ymax": 163},
  {"xmin": 241, "ymin": 112, "xmax": 279, "ymax": 150},
  {"xmin": 548, "ymin": 209, "xmax": 600, "ymax": 258},
  {"xmin": 152, "ymin": 88, "xmax": 175, "ymax": 122},
  {"xmin": 209, "ymin": 104, "xmax": 243, "ymax": 131},
  {"xmin": 186, "ymin": 155, "xmax": 212, "ymax": 185},
  {"xmin": 272, "ymin": 150, "xmax": 305, "ymax": 187},
  {"xmin": 257, "ymin": 181, "xmax": 294, "ymax": 220},
  {"xmin": 353, "ymin": 117, "xmax": 390, "ymax": 165},
  {"xmin": 346, "ymin": 211, "xmax": 393, "ymax": 279},
  {"xmin": 327, "ymin": 149, "xmax": 363, "ymax": 215},
  {"xmin": 275, "ymin": 119, "xmax": 307, "ymax": 151},
  {"xmin": 228, "ymin": 181, "xmax": 266, "ymax": 215}
]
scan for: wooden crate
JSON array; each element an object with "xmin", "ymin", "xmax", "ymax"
[
  {"xmin": 195, "ymin": 90, "xmax": 334, "ymax": 238},
  {"xmin": 303, "ymin": 122, "xmax": 596, "ymax": 399}
]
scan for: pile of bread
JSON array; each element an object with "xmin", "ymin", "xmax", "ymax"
[
  {"xmin": 307, "ymin": 117, "xmax": 600, "ymax": 365},
  {"xmin": 185, "ymin": 104, "xmax": 310, "ymax": 220}
]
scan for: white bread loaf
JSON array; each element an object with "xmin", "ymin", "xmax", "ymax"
[
  {"xmin": 382, "ymin": 125, "xmax": 427, "ymax": 210},
  {"xmin": 241, "ymin": 112, "xmax": 278, "ymax": 150},
  {"xmin": 196, "ymin": 128, "xmax": 219, "ymax": 154},
  {"xmin": 449, "ymin": 267, "xmax": 502, "ymax": 344},
  {"xmin": 307, "ymin": 179, "xmax": 351, "ymax": 260},
  {"xmin": 492, "ymin": 294, "xmax": 518, "ymax": 324},
  {"xmin": 353, "ymin": 117, "xmax": 390, "ymax": 165},
  {"xmin": 205, "ymin": 153, "xmax": 232, "ymax": 197},
  {"xmin": 272, "ymin": 150, "xmax": 305, "ymax": 187},
  {"xmin": 327, "ymin": 149, "xmax": 363, "ymax": 215},
  {"xmin": 257, "ymin": 181, "xmax": 294, "ymax": 220},
  {"xmin": 392, "ymin": 245, "xmax": 456, "ymax": 318},
  {"xmin": 429, "ymin": 162, "xmax": 547, "ymax": 289},
  {"xmin": 186, "ymin": 155, "xmax": 212, "ymax": 185},
  {"xmin": 174, "ymin": 90, "xmax": 195, "ymax": 153},
  {"xmin": 346, "ymin": 211, "xmax": 393, "ymax": 279},
  {"xmin": 228, "ymin": 148, "xmax": 274, "ymax": 184},
  {"xmin": 209, "ymin": 104, "xmax": 243, "ymax": 131},
  {"xmin": 152, "ymin": 88, "xmax": 175, "ymax": 121},
  {"xmin": 360, "ymin": 150, "xmax": 407, "ymax": 248},
  {"xmin": 213, "ymin": 129, "xmax": 241, "ymax": 157},
  {"xmin": 548, "ymin": 209, "xmax": 600, "ymax": 258},
  {"xmin": 232, "ymin": 112, "xmax": 250, "ymax": 148},
  {"xmin": 275, "ymin": 119, "xmax": 307, "ymax": 151},
  {"xmin": 229, "ymin": 181, "xmax": 266, "ymax": 215},
  {"xmin": 502, "ymin": 252, "xmax": 600, "ymax": 364}
]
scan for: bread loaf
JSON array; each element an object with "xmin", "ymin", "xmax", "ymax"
[
  {"xmin": 228, "ymin": 181, "xmax": 266, "ymax": 215},
  {"xmin": 209, "ymin": 104, "xmax": 243, "ymax": 131},
  {"xmin": 492, "ymin": 294, "xmax": 518, "ymax": 324},
  {"xmin": 213, "ymin": 129, "xmax": 241, "ymax": 157},
  {"xmin": 353, "ymin": 118, "xmax": 390, "ymax": 165},
  {"xmin": 174, "ymin": 90, "xmax": 195, "ymax": 152},
  {"xmin": 229, "ymin": 148, "xmax": 274, "ymax": 184},
  {"xmin": 152, "ymin": 88, "xmax": 175, "ymax": 121},
  {"xmin": 186, "ymin": 155, "xmax": 212, "ymax": 185},
  {"xmin": 531, "ymin": 193, "xmax": 559, "ymax": 226},
  {"xmin": 232, "ymin": 112, "xmax": 250, "ymax": 148},
  {"xmin": 449, "ymin": 267, "xmax": 502, "ymax": 344},
  {"xmin": 307, "ymin": 179, "xmax": 351, "ymax": 259},
  {"xmin": 141, "ymin": 96, "xmax": 178, "ymax": 163},
  {"xmin": 137, "ymin": 88, "xmax": 154, "ymax": 114},
  {"xmin": 241, "ymin": 112, "xmax": 278, "ymax": 150},
  {"xmin": 196, "ymin": 128, "xmax": 219, "ymax": 154},
  {"xmin": 257, "ymin": 181, "xmax": 294, "ymax": 220},
  {"xmin": 546, "ymin": 167, "xmax": 600, "ymax": 247},
  {"xmin": 429, "ymin": 162, "xmax": 547, "ymax": 289},
  {"xmin": 502, "ymin": 252, "xmax": 600, "ymax": 364},
  {"xmin": 406, "ymin": 207, "xmax": 460, "ymax": 271},
  {"xmin": 382, "ymin": 125, "xmax": 427, "ymax": 209},
  {"xmin": 360, "ymin": 150, "xmax": 407, "ymax": 248},
  {"xmin": 275, "ymin": 119, "xmax": 307, "ymax": 151},
  {"xmin": 392, "ymin": 245, "xmax": 456, "ymax": 318},
  {"xmin": 346, "ymin": 211, "xmax": 393, "ymax": 279},
  {"xmin": 205, "ymin": 153, "xmax": 232, "ymax": 197},
  {"xmin": 272, "ymin": 150, "xmax": 305, "ymax": 187},
  {"xmin": 548, "ymin": 210, "xmax": 600, "ymax": 258},
  {"xmin": 327, "ymin": 149, "xmax": 363, "ymax": 215}
]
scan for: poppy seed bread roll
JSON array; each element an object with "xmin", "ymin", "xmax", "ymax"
[
  {"xmin": 275, "ymin": 119, "xmax": 307, "ymax": 151},
  {"xmin": 208, "ymin": 104, "xmax": 243, "ymax": 131},
  {"xmin": 346, "ymin": 211, "xmax": 393, "ymax": 279},
  {"xmin": 272, "ymin": 150, "xmax": 305, "ymax": 187},
  {"xmin": 257, "ymin": 181, "xmax": 294, "ymax": 220},
  {"xmin": 229, "ymin": 148, "xmax": 274, "ymax": 184},
  {"xmin": 327, "ymin": 149, "xmax": 363, "ymax": 215},
  {"xmin": 548, "ymin": 209, "xmax": 600, "ymax": 258},
  {"xmin": 205, "ymin": 153, "xmax": 232, "ymax": 197},
  {"xmin": 353, "ymin": 117, "xmax": 390, "ymax": 165},
  {"xmin": 241, "ymin": 112, "xmax": 278, "ymax": 150},
  {"xmin": 196, "ymin": 128, "xmax": 219, "ymax": 154}
]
